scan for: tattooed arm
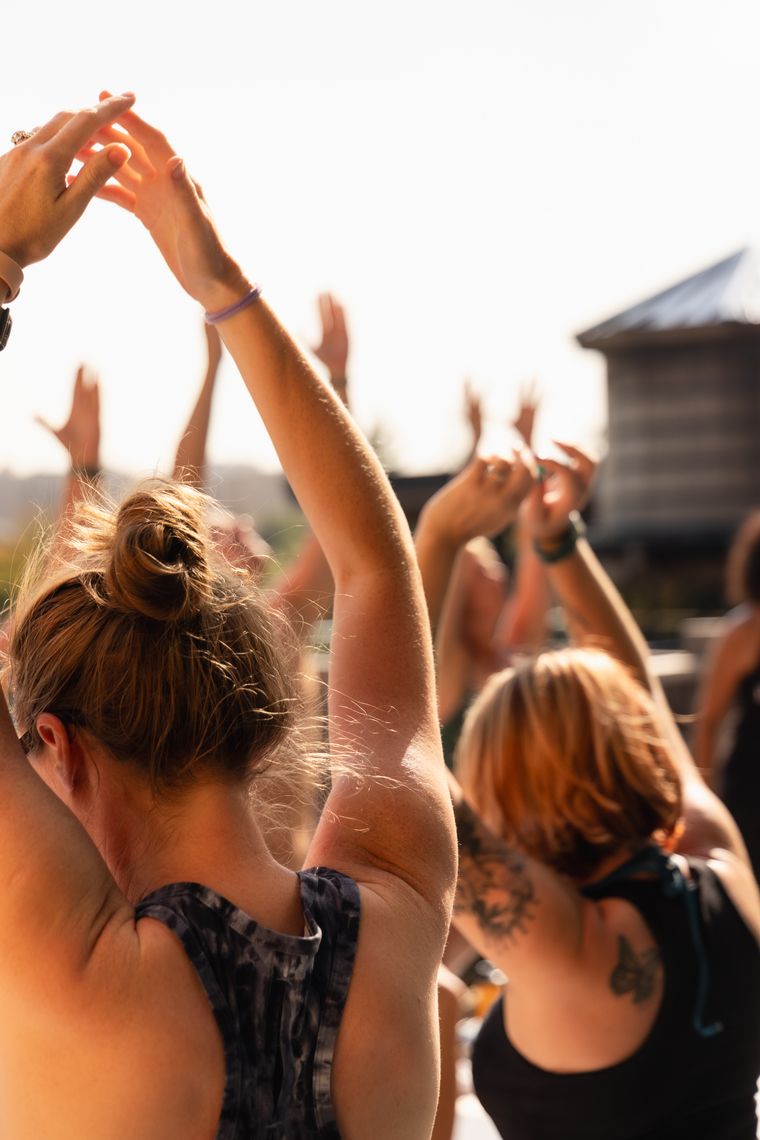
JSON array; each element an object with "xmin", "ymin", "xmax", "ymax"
[
  {"xmin": 448, "ymin": 778, "xmax": 591, "ymax": 979},
  {"xmin": 451, "ymin": 781, "xmax": 669, "ymax": 1016}
]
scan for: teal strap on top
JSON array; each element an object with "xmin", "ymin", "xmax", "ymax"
[{"xmin": 583, "ymin": 846, "xmax": 723, "ymax": 1039}]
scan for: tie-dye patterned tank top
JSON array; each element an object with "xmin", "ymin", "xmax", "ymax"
[{"xmin": 135, "ymin": 866, "xmax": 361, "ymax": 1139}]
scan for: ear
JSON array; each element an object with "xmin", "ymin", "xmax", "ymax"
[{"xmin": 34, "ymin": 714, "xmax": 85, "ymax": 799}]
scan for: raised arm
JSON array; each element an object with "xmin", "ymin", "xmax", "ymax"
[
  {"xmin": 36, "ymin": 363, "xmax": 102, "ymax": 526},
  {"xmin": 523, "ymin": 444, "xmax": 749, "ymax": 862},
  {"xmin": 172, "ymin": 323, "xmax": 223, "ymax": 487},
  {"xmin": 494, "ymin": 520, "xmax": 550, "ymax": 655},
  {"xmin": 414, "ymin": 450, "xmax": 536, "ymax": 634},
  {"xmin": 0, "ymin": 94, "xmax": 144, "ymax": 978},
  {"xmin": 311, "ymin": 291, "xmax": 350, "ymax": 405},
  {"xmin": 692, "ymin": 616, "xmax": 751, "ymax": 785},
  {"xmin": 93, "ymin": 102, "xmax": 456, "ymax": 909}
]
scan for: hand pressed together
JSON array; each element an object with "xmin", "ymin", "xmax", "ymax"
[
  {"xmin": 420, "ymin": 447, "xmax": 537, "ymax": 549},
  {"xmin": 0, "ymin": 94, "xmax": 134, "ymax": 266},
  {"xmin": 85, "ymin": 94, "xmax": 249, "ymax": 311},
  {"xmin": 523, "ymin": 441, "xmax": 596, "ymax": 541}
]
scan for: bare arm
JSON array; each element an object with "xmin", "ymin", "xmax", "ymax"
[
  {"xmin": 0, "ymin": 93, "xmax": 138, "ymax": 978},
  {"xmin": 311, "ymin": 291, "xmax": 350, "ymax": 404},
  {"xmin": 524, "ymin": 446, "xmax": 749, "ymax": 862},
  {"xmin": 97, "ymin": 105, "xmax": 456, "ymax": 908},
  {"xmin": 446, "ymin": 771, "xmax": 599, "ymax": 987},
  {"xmin": 495, "ymin": 520, "xmax": 550, "ymax": 654},
  {"xmin": 692, "ymin": 621, "xmax": 747, "ymax": 783},
  {"xmin": 35, "ymin": 363, "xmax": 102, "ymax": 546},
  {"xmin": 172, "ymin": 323, "xmax": 222, "ymax": 488},
  {"xmin": 415, "ymin": 450, "xmax": 536, "ymax": 634},
  {"xmin": 435, "ymin": 545, "xmax": 477, "ymax": 723}
]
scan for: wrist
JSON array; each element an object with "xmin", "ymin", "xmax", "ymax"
[
  {"xmin": 0, "ymin": 250, "xmax": 24, "ymax": 302},
  {"xmin": 533, "ymin": 511, "xmax": 586, "ymax": 564},
  {"xmin": 195, "ymin": 261, "xmax": 252, "ymax": 314},
  {"xmin": 416, "ymin": 505, "xmax": 465, "ymax": 554},
  {"xmin": 70, "ymin": 463, "xmax": 102, "ymax": 482}
]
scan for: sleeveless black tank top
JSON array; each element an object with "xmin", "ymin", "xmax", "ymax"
[
  {"xmin": 470, "ymin": 852, "xmax": 760, "ymax": 1139},
  {"xmin": 134, "ymin": 866, "xmax": 360, "ymax": 1139}
]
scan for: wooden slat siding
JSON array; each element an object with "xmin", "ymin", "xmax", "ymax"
[{"xmin": 595, "ymin": 340, "xmax": 760, "ymax": 538}]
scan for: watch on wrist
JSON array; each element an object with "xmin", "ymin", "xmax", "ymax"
[
  {"xmin": 0, "ymin": 308, "xmax": 11, "ymax": 352},
  {"xmin": 533, "ymin": 510, "xmax": 586, "ymax": 564}
]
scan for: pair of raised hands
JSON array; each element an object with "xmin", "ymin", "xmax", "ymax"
[
  {"xmin": 421, "ymin": 440, "xmax": 596, "ymax": 549},
  {"xmin": 0, "ymin": 92, "xmax": 243, "ymax": 312},
  {"xmin": 464, "ymin": 377, "xmax": 540, "ymax": 453}
]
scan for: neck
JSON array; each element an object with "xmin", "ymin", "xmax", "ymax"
[
  {"xmin": 101, "ymin": 777, "xmax": 277, "ymax": 905},
  {"xmin": 579, "ymin": 842, "xmax": 659, "ymax": 888}
]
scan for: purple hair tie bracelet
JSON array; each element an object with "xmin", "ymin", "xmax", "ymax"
[{"xmin": 205, "ymin": 285, "xmax": 262, "ymax": 325}]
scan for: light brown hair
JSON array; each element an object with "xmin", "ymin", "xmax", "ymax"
[
  {"xmin": 6, "ymin": 481, "xmax": 297, "ymax": 791},
  {"xmin": 456, "ymin": 647, "xmax": 683, "ymax": 879}
]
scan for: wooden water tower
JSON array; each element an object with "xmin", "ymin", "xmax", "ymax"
[{"xmin": 577, "ymin": 248, "xmax": 760, "ymax": 551}]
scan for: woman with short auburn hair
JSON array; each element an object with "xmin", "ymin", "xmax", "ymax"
[
  {"xmin": 458, "ymin": 646, "xmax": 683, "ymax": 881},
  {"xmin": 416, "ymin": 444, "xmax": 760, "ymax": 1139}
]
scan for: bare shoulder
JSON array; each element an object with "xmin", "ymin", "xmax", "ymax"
[
  {"xmin": 505, "ymin": 895, "xmax": 666, "ymax": 1072},
  {"xmin": 0, "ymin": 907, "xmax": 224, "ymax": 1139},
  {"xmin": 702, "ymin": 848, "xmax": 760, "ymax": 944}
]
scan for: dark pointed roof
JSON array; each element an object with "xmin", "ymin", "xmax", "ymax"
[{"xmin": 577, "ymin": 247, "xmax": 760, "ymax": 349}]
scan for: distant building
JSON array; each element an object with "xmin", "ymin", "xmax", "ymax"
[{"xmin": 577, "ymin": 249, "xmax": 760, "ymax": 616}]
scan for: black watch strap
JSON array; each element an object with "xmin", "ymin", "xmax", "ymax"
[{"xmin": 0, "ymin": 308, "xmax": 11, "ymax": 351}]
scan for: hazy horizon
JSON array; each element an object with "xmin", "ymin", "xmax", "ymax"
[{"xmin": 2, "ymin": 0, "xmax": 759, "ymax": 480}]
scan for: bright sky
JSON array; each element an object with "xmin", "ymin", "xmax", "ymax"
[{"xmin": 1, "ymin": 0, "xmax": 759, "ymax": 479}]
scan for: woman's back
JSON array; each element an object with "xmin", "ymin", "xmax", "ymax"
[
  {"xmin": 471, "ymin": 853, "xmax": 760, "ymax": 1140},
  {"xmin": 134, "ymin": 869, "xmax": 360, "ymax": 1138}
]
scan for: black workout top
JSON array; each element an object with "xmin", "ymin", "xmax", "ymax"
[
  {"xmin": 471, "ymin": 850, "xmax": 760, "ymax": 1140},
  {"xmin": 134, "ymin": 867, "xmax": 361, "ymax": 1140}
]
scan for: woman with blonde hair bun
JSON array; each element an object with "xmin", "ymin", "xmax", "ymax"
[
  {"xmin": 417, "ymin": 444, "xmax": 760, "ymax": 1139},
  {"xmin": 0, "ymin": 95, "xmax": 457, "ymax": 1139}
]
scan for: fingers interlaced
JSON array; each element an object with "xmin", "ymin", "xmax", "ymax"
[
  {"xmin": 99, "ymin": 91, "xmax": 173, "ymax": 163},
  {"xmin": 94, "ymin": 125, "xmax": 152, "ymax": 176},
  {"xmin": 51, "ymin": 95, "xmax": 135, "ymax": 159}
]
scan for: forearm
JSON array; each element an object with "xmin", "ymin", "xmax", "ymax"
[
  {"xmin": 545, "ymin": 537, "xmax": 651, "ymax": 690},
  {"xmin": 692, "ymin": 715, "xmax": 718, "ymax": 783},
  {"xmin": 172, "ymin": 373, "xmax": 215, "ymax": 487},
  {"xmin": 216, "ymin": 295, "xmax": 418, "ymax": 593},
  {"xmin": 272, "ymin": 532, "xmax": 334, "ymax": 631},
  {"xmin": 414, "ymin": 517, "xmax": 463, "ymax": 633},
  {"xmin": 48, "ymin": 468, "xmax": 101, "ymax": 566},
  {"xmin": 497, "ymin": 528, "xmax": 549, "ymax": 653}
]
